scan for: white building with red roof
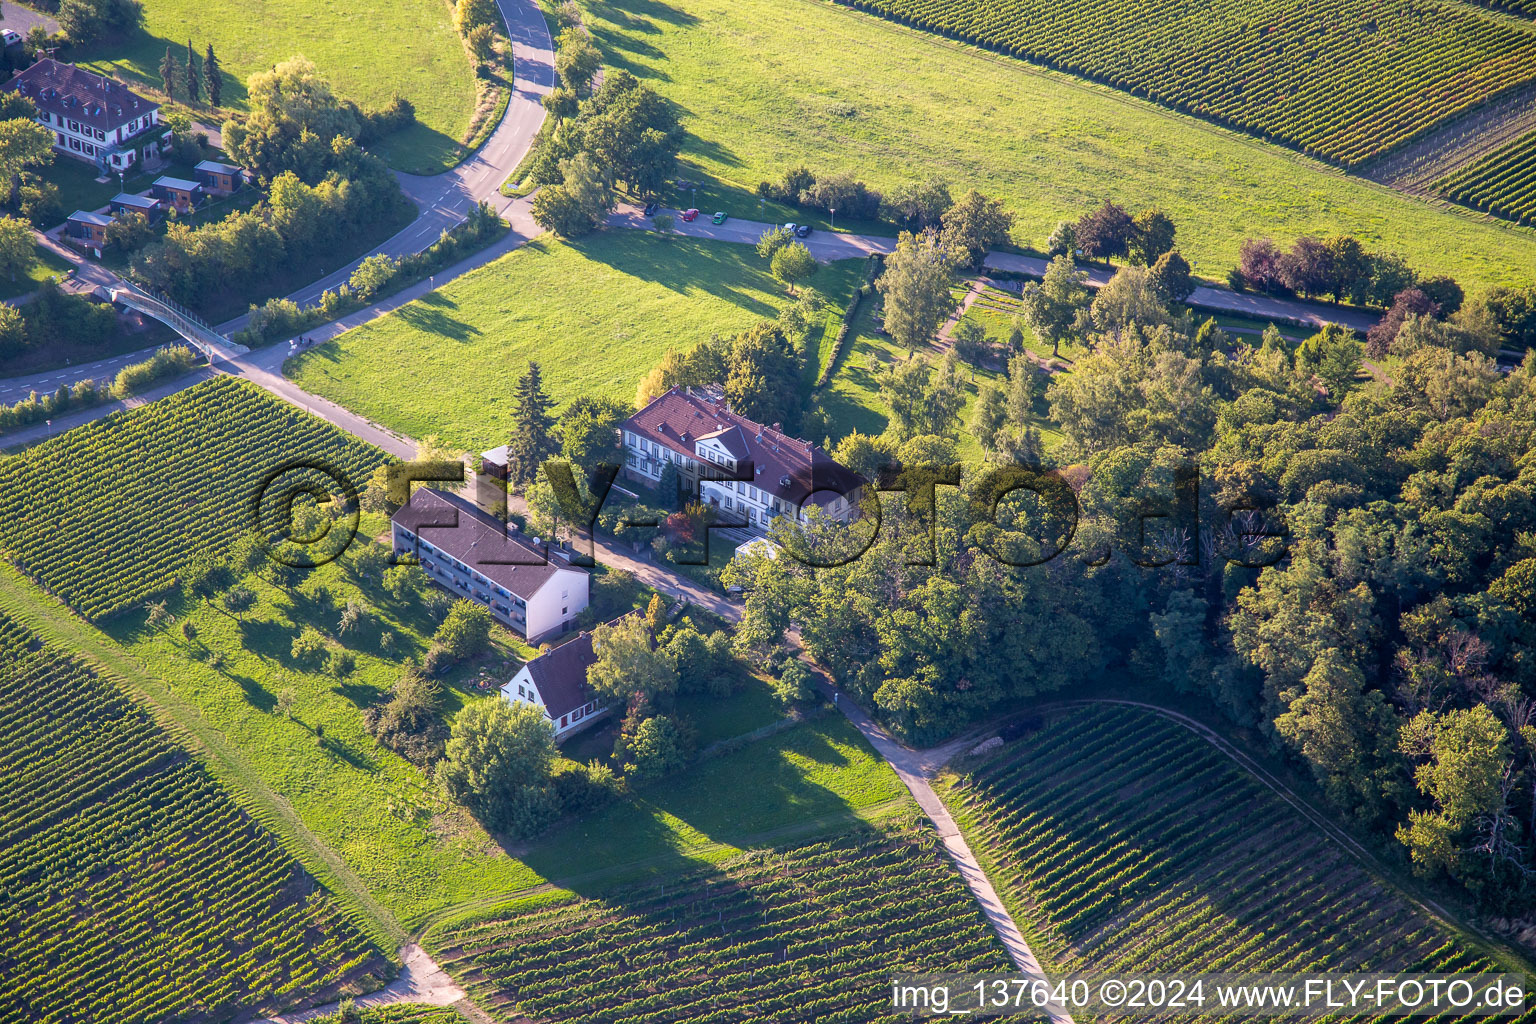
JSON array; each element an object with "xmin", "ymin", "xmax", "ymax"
[
  {"xmin": 621, "ymin": 387, "xmax": 864, "ymax": 534},
  {"xmin": 4, "ymin": 59, "xmax": 169, "ymax": 172}
]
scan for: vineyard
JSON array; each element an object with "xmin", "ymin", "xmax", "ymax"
[
  {"xmin": 0, "ymin": 376, "xmax": 387, "ymax": 620},
  {"xmin": 0, "ymin": 607, "xmax": 385, "ymax": 1024},
  {"xmin": 946, "ymin": 705, "xmax": 1533, "ymax": 1007},
  {"xmin": 429, "ymin": 824, "xmax": 1035, "ymax": 1024},
  {"xmin": 1438, "ymin": 128, "xmax": 1536, "ymax": 224},
  {"xmin": 830, "ymin": 0, "xmax": 1536, "ymax": 166}
]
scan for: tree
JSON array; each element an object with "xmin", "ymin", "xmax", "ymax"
[
  {"xmin": 0, "ymin": 215, "xmax": 32, "ymax": 282},
  {"xmin": 1396, "ymin": 705, "xmax": 1512, "ymax": 882},
  {"xmin": 772, "ymin": 660, "xmax": 818, "ymax": 705},
  {"xmin": 587, "ymin": 614, "xmax": 677, "ymax": 704},
  {"xmin": 349, "ymin": 253, "xmax": 398, "ymax": 298},
  {"xmin": 724, "ymin": 321, "xmax": 798, "ymax": 427},
  {"xmin": 204, "ymin": 44, "xmax": 222, "ymax": 105},
  {"xmin": 756, "ymin": 225, "xmax": 792, "ymax": 259},
  {"xmin": 875, "ymin": 353, "xmax": 964, "ymax": 439},
  {"xmin": 507, "ymin": 361, "xmax": 557, "ymax": 487},
  {"xmin": 624, "ymin": 714, "xmax": 688, "ymax": 778},
  {"xmin": 467, "ymin": 23, "xmax": 497, "ymax": 64},
  {"xmin": 1273, "ymin": 649, "xmax": 1400, "ymax": 817},
  {"xmin": 454, "ymin": 0, "xmax": 500, "ymax": 34},
  {"xmin": 1238, "ymin": 237, "xmax": 1284, "ymax": 292},
  {"xmin": 554, "ymin": 26, "xmax": 602, "ymax": 95},
  {"xmin": 876, "ymin": 229, "xmax": 956, "ymax": 352},
  {"xmin": 182, "ymin": 555, "xmax": 233, "ymax": 604},
  {"xmin": 436, "ymin": 699, "xmax": 558, "ymax": 835},
  {"xmin": 1366, "ymin": 287, "xmax": 1438, "ymax": 357},
  {"xmin": 885, "ymin": 177, "xmax": 951, "ymax": 230},
  {"xmin": 939, "ymin": 189, "xmax": 1012, "ymax": 269},
  {"xmin": 1128, "ymin": 208, "xmax": 1176, "ymax": 265},
  {"xmin": 1045, "ymin": 221, "xmax": 1077, "ymax": 257},
  {"xmin": 224, "ymin": 585, "xmax": 256, "ymax": 617},
  {"xmin": 970, "ymin": 383, "xmax": 1007, "ymax": 455},
  {"xmin": 433, "ymin": 599, "xmax": 494, "ymax": 661},
  {"xmin": 1296, "ymin": 323, "xmax": 1363, "ymax": 398},
  {"xmin": 832, "ymin": 431, "xmax": 898, "ymax": 479},
  {"xmin": 1148, "ymin": 249, "xmax": 1195, "ymax": 303},
  {"xmin": 159, "ymin": 46, "xmax": 179, "ymax": 98},
  {"xmin": 1417, "ymin": 274, "xmax": 1464, "ymax": 316},
  {"xmin": 184, "ymin": 39, "xmax": 200, "ymax": 103},
  {"xmin": 1279, "ymin": 236, "xmax": 1333, "ymax": 298},
  {"xmin": 951, "ymin": 319, "xmax": 990, "ymax": 369},
  {"xmin": 557, "ymin": 394, "xmax": 628, "ymax": 475},
  {"xmin": 531, "ymin": 151, "xmax": 613, "ymax": 237},
  {"xmin": 770, "ymin": 241, "xmax": 816, "ymax": 295},
  {"xmin": 291, "ymin": 626, "xmax": 327, "ymax": 667},
  {"xmin": 1020, "ymin": 254, "xmax": 1089, "ymax": 358},
  {"xmin": 103, "ymin": 211, "xmax": 153, "ymax": 251},
  {"xmin": 798, "ymin": 172, "xmax": 882, "ymax": 219},
  {"xmin": 1323, "ymin": 235, "xmax": 1368, "ymax": 303},
  {"xmin": 1074, "ymin": 200, "xmax": 1133, "ymax": 261},
  {"xmin": 0, "ymin": 118, "xmax": 53, "ymax": 207},
  {"xmin": 1089, "ymin": 265, "xmax": 1170, "ymax": 336}
]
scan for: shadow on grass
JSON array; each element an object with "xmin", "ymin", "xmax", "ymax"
[
  {"xmin": 570, "ymin": 233, "xmax": 780, "ymax": 320},
  {"xmin": 233, "ymin": 672, "xmax": 278, "ymax": 713},
  {"xmin": 396, "ymin": 291, "xmax": 483, "ymax": 341}
]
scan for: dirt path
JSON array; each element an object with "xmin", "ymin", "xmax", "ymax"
[
  {"xmin": 252, "ymin": 945, "xmax": 471, "ymax": 1024},
  {"xmin": 937, "ymin": 277, "xmax": 988, "ymax": 345}
]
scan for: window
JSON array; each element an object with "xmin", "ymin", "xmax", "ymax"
[
  {"xmin": 560, "ymin": 715, "xmax": 568, "ymax": 727},
  {"xmin": 517, "ymin": 686, "xmax": 526, "ymax": 697}
]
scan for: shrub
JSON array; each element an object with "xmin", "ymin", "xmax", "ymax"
[
  {"xmin": 110, "ymin": 346, "xmax": 198, "ymax": 399},
  {"xmin": 290, "ymin": 626, "xmax": 327, "ymax": 667}
]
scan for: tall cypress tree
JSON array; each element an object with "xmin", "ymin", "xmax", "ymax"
[
  {"xmin": 507, "ymin": 361, "xmax": 557, "ymax": 488},
  {"xmin": 158, "ymin": 47, "xmax": 179, "ymax": 99},
  {"xmin": 184, "ymin": 40, "xmax": 200, "ymax": 103},
  {"xmin": 203, "ymin": 44, "xmax": 222, "ymax": 106}
]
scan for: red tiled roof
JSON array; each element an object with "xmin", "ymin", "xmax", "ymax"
[
  {"xmin": 5, "ymin": 59, "xmax": 156, "ymax": 132},
  {"xmin": 624, "ymin": 388, "xmax": 864, "ymax": 505}
]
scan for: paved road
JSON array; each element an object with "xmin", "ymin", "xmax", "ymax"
[{"xmin": 216, "ymin": 0, "xmax": 554, "ymax": 332}]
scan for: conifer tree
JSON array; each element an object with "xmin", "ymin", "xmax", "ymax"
[
  {"xmin": 203, "ymin": 44, "xmax": 222, "ymax": 106},
  {"xmin": 507, "ymin": 361, "xmax": 557, "ymax": 487}
]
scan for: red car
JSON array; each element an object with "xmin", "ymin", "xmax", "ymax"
[{"xmin": 681, "ymin": 208, "xmax": 700, "ymax": 222}]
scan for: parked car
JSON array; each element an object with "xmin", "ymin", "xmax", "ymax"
[
  {"xmin": 782, "ymin": 223, "xmax": 797, "ymax": 235},
  {"xmin": 681, "ymin": 208, "xmax": 700, "ymax": 222},
  {"xmin": 795, "ymin": 223, "xmax": 813, "ymax": 238},
  {"xmin": 643, "ymin": 200, "xmax": 659, "ymax": 216},
  {"xmin": 712, "ymin": 211, "xmax": 728, "ymax": 225}
]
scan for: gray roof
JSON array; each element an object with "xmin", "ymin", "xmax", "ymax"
[
  {"xmin": 194, "ymin": 159, "xmax": 241, "ymax": 175},
  {"xmin": 153, "ymin": 176, "xmax": 201, "ymax": 191},
  {"xmin": 391, "ymin": 487, "xmax": 580, "ymax": 600},
  {"xmin": 68, "ymin": 210, "xmax": 113, "ymax": 226},
  {"xmin": 110, "ymin": 193, "xmax": 158, "ymax": 208},
  {"xmin": 518, "ymin": 613, "xmax": 639, "ymax": 718}
]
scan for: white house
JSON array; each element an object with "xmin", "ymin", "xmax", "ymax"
[
  {"xmin": 5, "ymin": 59, "xmax": 169, "ymax": 172},
  {"xmin": 391, "ymin": 487, "xmax": 589, "ymax": 642},
  {"xmin": 620, "ymin": 387, "xmax": 864, "ymax": 535},
  {"xmin": 501, "ymin": 615, "xmax": 638, "ymax": 741}
]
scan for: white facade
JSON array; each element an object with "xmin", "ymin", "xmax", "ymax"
[
  {"xmin": 390, "ymin": 521, "xmax": 590, "ymax": 641},
  {"xmin": 500, "ymin": 665, "xmax": 607, "ymax": 740},
  {"xmin": 36, "ymin": 105, "xmax": 160, "ymax": 169},
  {"xmin": 621, "ymin": 428, "xmax": 854, "ymax": 534}
]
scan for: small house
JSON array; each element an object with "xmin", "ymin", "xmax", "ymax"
[
  {"xmin": 479, "ymin": 445, "xmax": 510, "ymax": 480},
  {"xmin": 108, "ymin": 192, "xmax": 161, "ymax": 222},
  {"xmin": 500, "ymin": 614, "xmax": 639, "ymax": 741},
  {"xmin": 194, "ymin": 159, "xmax": 243, "ymax": 195},
  {"xmin": 64, "ymin": 210, "xmax": 113, "ymax": 247},
  {"xmin": 150, "ymin": 175, "xmax": 202, "ymax": 213}
]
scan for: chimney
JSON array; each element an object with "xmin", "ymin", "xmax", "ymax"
[{"xmin": 771, "ymin": 422, "xmax": 781, "ymax": 431}]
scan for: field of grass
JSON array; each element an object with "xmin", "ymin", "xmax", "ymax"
[
  {"xmin": 576, "ymin": 0, "xmax": 1536, "ymax": 291},
  {"xmin": 0, "ymin": 243, "xmax": 72, "ymax": 302},
  {"xmin": 0, "ymin": 376, "xmax": 386, "ymax": 620},
  {"xmin": 428, "ymin": 821, "xmax": 1032, "ymax": 1024},
  {"xmin": 0, "ymin": 606, "xmax": 386, "ymax": 1024},
  {"xmin": 73, "ymin": 0, "xmax": 477, "ymax": 173},
  {"xmin": 832, "ymin": 0, "xmax": 1536, "ymax": 167},
  {"xmin": 940, "ymin": 704, "xmax": 1533, "ymax": 986},
  {"xmin": 289, "ymin": 231, "xmax": 865, "ymax": 452},
  {"xmin": 1439, "ymin": 127, "xmax": 1536, "ymax": 226}
]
